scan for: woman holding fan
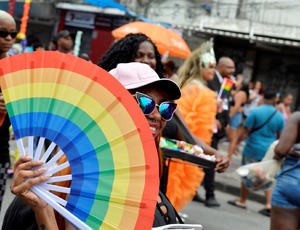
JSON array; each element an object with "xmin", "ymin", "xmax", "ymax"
[{"xmin": 4, "ymin": 62, "xmax": 184, "ymax": 229}]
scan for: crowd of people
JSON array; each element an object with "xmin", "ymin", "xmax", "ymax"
[{"xmin": 0, "ymin": 8, "xmax": 299, "ymax": 230}]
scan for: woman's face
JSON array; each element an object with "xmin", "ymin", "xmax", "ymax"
[
  {"xmin": 254, "ymin": 81, "xmax": 262, "ymax": 90},
  {"xmin": 202, "ymin": 63, "xmax": 216, "ymax": 81},
  {"xmin": 134, "ymin": 86, "xmax": 168, "ymax": 138},
  {"xmin": 0, "ymin": 18, "xmax": 16, "ymax": 54},
  {"xmin": 134, "ymin": 41, "xmax": 157, "ymax": 70},
  {"xmin": 57, "ymin": 36, "xmax": 73, "ymax": 52},
  {"xmin": 283, "ymin": 95, "xmax": 293, "ymax": 105}
]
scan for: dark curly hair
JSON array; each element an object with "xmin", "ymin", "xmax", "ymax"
[{"xmin": 98, "ymin": 33, "xmax": 165, "ymax": 78}]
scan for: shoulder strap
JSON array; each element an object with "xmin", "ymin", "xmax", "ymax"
[
  {"xmin": 250, "ymin": 109, "xmax": 277, "ymax": 133},
  {"xmin": 173, "ymin": 113, "xmax": 196, "ymax": 144},
  {"xmin": 160, "ymin": 191, "xmax": 184, "ymax": 224}
]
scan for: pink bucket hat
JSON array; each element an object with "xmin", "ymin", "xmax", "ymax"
[{"xmin": 109, "ymin": 62, "xmax": 181, "ymax": 100}]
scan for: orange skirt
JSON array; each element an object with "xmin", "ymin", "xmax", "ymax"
[{"xmin": 166, "ymin": 159, "xmax": 204, "ymax": 211}]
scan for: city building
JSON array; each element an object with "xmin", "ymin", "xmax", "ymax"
[{"xmin": 121, "ymin": 0, "xmax": 300, "ymax": 110}]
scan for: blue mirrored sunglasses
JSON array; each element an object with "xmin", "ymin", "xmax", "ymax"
[{"xmin": 133, "ymin": 92, "xmax": 177, "ymax": 121}]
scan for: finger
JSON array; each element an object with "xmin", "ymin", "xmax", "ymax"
[
  {"xmin": 215, "ymin": 160, "xmax": 230, "ymax": 172},
  {"xmin": 215, "ymin": 165, "xmax": 226, "ymax": 173},
  {"xmin": 11, "ymin": 174, "xmax": 51, "ymax": 196},
  {"xmin": 11, "ymin": 169, "xmax": 51, "ymax": 195},
  {"xmin": 11, "ymin": 166, "xmax": 48, "ymax": 190},
  {"xmin": 13, "ymin": 156, "xmax": 33, "ymax": 169},
  {"xmin": 15, "ymin": 159, "xmax": 45, "ymax": 173},
  {"xmin": 13, "ymin": 166, "xmax": 48, "ymax": 184}
]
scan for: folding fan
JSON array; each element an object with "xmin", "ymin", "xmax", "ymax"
[{"xmin": 0, "ymin": 51, "xmax": 159, "ymax": 230}]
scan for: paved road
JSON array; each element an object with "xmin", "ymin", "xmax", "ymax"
[{"xmin": 182, "ymin": 187, "xmax": 270, "ymax": 230}]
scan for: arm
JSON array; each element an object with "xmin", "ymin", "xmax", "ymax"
[
  {"xmin": 175, "ymin": 109, "xmax": 229, "ymax": 173},
  {"xmin": 175, "ymin": 109, "xmax": 217, "ymax": 155},
  {"xmin": 274, "ymin": 112, "xmax": 300, "ymax": 160},
  {"xmin": 35, "ymin": 207, "xmax": 58, "ymax": 230},
  {"xmin": 10, "ymin": 156, "xmax": 58, "ymax": 230}
]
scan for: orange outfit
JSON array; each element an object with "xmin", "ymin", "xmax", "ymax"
[{"xmin": 166, "ymin": 81, "xmax": 217, "ymax": 211}]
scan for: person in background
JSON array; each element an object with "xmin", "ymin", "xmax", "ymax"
[
  {"xmin": 227, "ymin": 76, "xmax": 249, "ymax": 161},
  {"xmin": 164, "ymin": 60, "xmax": 178, "ymax": 82},
  {"xmin": 166, "ymin": 41, "xmax": 219, "ymax": 210},
  {"xmin": 32, "ymin": 42, "xmax": 45, "ymax": 51},
  {"xmin": 0, "ymin": 9, "xmax": 17, "ymax": 212},
  {"xmin": 56, "ymin": 30, "xmax": 73, "ymax": 54},
  {"xmin": 243, "ymin": 80, "xmax": 264, "ymax": 118},
  {"xmin": 272, "ymin": 111, "xmax": 300, "ymax": 230},
  {"xmin": 208, "ymin": 57, "xmax": 236, "ymax": 93},
  {"xmin": 228, "ymin": 88, "xmax": 284, "ymax": 217},
  {"xmin": 47, "ymin": 37, "xmax": 57, "ymax": 51},
  {"xmin": 78, "ymin": 52, "xmax": 91, "ymax": 62},
  {"xmin": 207, "ymin": 56, "xmax": 236, "ymax": 148},
  {"xmin": 276, "ymin": 93, "xmax": 293, "ymax": 123},
  {"xmin": 194, "ymin": 56, "xmax": 235, "ymax": 206},
  {"xmin": 100, "ymin": 33, "xmax": 165, "ymax": 78}
]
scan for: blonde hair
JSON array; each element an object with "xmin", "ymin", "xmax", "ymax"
[{"xmin": 177, "ymin": 41, "xmax": 214, "ymax": 88}]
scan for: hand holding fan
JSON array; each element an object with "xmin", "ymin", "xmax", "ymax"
[{"xmin": 0, "ymin": 51, "xmax": 159, "ymax": 229}]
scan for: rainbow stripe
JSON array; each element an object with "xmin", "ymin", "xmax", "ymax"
[
  {"xmin": 220, "ymin": 78, "xmax": 234, "ymax": 98},
  {"xmin": 0, "ymin": 51, "xmax": 159, "ymax": 229}
]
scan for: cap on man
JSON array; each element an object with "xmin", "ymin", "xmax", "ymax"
[{"xmin": 56, "ymin": 30, "xmax": 73, "ymax": 54}]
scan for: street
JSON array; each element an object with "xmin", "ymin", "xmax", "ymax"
[
  {"xmin": 0, "ymin": 178, "xmax": 270, "ymax": 229},
  {"xmin": 182, "ymin": 187, "xmax": 270, "ymax": 229}
]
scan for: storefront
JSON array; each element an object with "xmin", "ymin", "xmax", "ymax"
[{"xmin": 56, "ymin": 2, "xmax": 131, "ymax": 63}]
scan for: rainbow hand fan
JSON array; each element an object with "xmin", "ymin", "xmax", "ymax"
[{"xmin": 0, "ymin": 51, "xmax": 159, "ymax": 230}]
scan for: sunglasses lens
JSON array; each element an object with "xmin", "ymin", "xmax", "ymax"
[
  {"xmin": 138, "ymin": 95, "xmax": 155, "ymax": 115},
  {"xmin": 0, "ymin": 30, "xmax": 17, "ymax": 38},
  {"xmin": 159, "ymin": 103, "xmax": 177, "ymax": 120},
  {"xmin": 0, "ymin": 31, "xmax": 8, "ymax": 38},
  {"xmin": 10, "ymin": 32, "xmax": 17, "ymax": 38}
]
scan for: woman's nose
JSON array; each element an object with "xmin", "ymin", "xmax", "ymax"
[
  {"xmin": 151, "ymin": 105, "xmax": 162, "ymax": 120},
  {"xmin": 141, "ymin": 56, "xmax": 150, "ymax": 65}
]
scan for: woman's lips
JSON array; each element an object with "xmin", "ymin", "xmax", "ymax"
[{"xmin": 148, "ymin": 122, "xmax": 160, "ymax": 137}]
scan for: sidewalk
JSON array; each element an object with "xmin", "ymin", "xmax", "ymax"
[{"xmin": 214, "ymin": 141, "xmax": 265, "ymax": 204}]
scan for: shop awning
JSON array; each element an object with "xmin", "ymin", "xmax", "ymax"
[{"xmin": 56, "ymin": 2, "xmax": 126, "ymax": 16}]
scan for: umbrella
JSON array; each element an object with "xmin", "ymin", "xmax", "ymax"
[
  {"xmin": 112, "ymin": 21, "xmax": 191, "ymax": 59},
  {"xmin": 0, "ymin": 51, "xmax": 159, "ymax": 230}
]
